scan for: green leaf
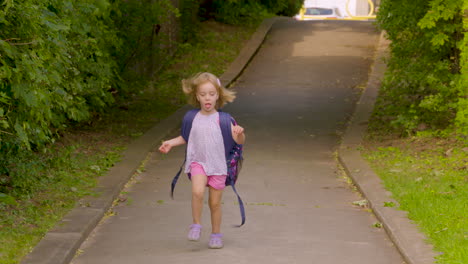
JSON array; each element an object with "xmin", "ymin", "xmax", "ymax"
[
  {"xmin": 0, "ymin": 40, "xmax": 15, "ymax": 58},
  {"xmin": 11, "ymin": 83, "xmax": 38, "ymax": 107},
  {"xmin": 431, "ymin": 33, "xmax": 449, "ymax": 47},
  {"xmin": 0, "ymin": 120, "xmax": 10, "ymax": 129},
  {"xmin": 0, "ymin": 92, "xmax": 10, "ymax": 104},
  {"xmin": 14, "ymin": 121, "xmax": 29, "ymax": 145}
]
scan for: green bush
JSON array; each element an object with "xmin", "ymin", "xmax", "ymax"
[
  {"xmin": 260, "ymin": 0, "xmax": 303, "ymax": 16},
  {"xmin": 0, "ymin": 140, "xmax": 46, "ymax": 196},
  {"xmin": 180, "ymin": 0, "xmax": 200, "ymax": 42},
  {"xmin": 205, "ymin": 0, "xmax": 302, "ymax": 25},
  {"xmin": 455, "ymin": 0, "xmax": 468, "ymax": 135},
  {"xmin": 210, "ymin": 0, "xmax": 269, "ymax": 25},
  {"xmin": 376, "ymin": 0, "xmax": 466, "ymax": 135},
  {"xmin": 0, "ymin": 0, "xmax": 179, "ymax": 196},
  {"xmin": 110, "ymin": 0, "xmax": 178, "ymax": 86},
  {"xmin": 0, "ymin": 0, "xmax": 119, "ymax": 149}
]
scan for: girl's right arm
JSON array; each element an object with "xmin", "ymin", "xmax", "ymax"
[{"xmin": 158, "ymin": 136, "xmax": 186, "ymax": 154}]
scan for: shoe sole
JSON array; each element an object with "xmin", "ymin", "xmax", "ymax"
[{"xmin": 208, "ymin": 245, "xmax": 223, "ymax": 249}]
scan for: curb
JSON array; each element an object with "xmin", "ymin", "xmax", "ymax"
[
  {"xmin": 337, "ymin": 32, "xmax": 437, "ymax": 264},
  {"xmin": 20, "ymin": 17, "xmax": 281, "ymax": 264}
]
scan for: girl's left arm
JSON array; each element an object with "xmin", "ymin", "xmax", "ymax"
[{"xmin": 232, "ymin": 124, "xmax": 245, "ymax": 145}]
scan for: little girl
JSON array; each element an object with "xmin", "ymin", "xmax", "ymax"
[{"xmin": 158, "ymin": 72, "xmax": 245, "ymax": 249}]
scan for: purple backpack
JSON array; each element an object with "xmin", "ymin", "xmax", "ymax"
[{"xmin": 170, "ymin": 109, "xmax": 245, "ymax": 226}]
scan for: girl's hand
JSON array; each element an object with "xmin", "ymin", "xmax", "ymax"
[
  {"xmin": 158, "ymin": 136, "xmax": 186, "ymax": 154},
  {"xmin": 232, "ymin": 125, "xmax": 244, "ymax": 135},
  {"xmin": 232, "ymin": 125, "xmax": 245, "ymax": 145},
  {"xmin": 159, "ymin": 141, "xmax": 172, "ymax": 154}
]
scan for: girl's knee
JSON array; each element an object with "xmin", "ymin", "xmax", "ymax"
[
  {"xmin": 208, "ymin": 195, "xmax": 222, "ymax": 209},
  {"xmin": 192, "ymin": 190, "xmax": 204, "ymax": 200},
  {"xmin": 209, "ymin": 200, "xmax": 221, "ymax": 210}
]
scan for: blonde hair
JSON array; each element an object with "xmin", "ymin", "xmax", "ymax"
[{"xmin": 182, "ymin": 72, "xmax": 236, "ymax": 109}]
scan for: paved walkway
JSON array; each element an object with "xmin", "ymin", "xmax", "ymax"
[{"xmin": 72, "ymin": 20, "xmax": 405, "ymax": 264}]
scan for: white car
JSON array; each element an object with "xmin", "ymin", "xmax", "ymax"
[{"xmin": 294, "ymin": 7, "xmax": 342, "ymax": 20}]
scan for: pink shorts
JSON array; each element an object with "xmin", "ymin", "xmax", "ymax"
[{"xmin": 190, "ymin": 162, "xmax": 227, "ymax": 190}]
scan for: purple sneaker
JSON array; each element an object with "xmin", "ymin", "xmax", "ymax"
[
  {"xmin": 208, "ymin": 233, "xmax": 223, "ymax": 249},
  {"xmin": 188, "ymin": 224, "xmax": 202, "ymax": 241}
]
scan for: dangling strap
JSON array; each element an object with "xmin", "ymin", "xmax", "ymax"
[
  {"xmin": 170, "ymin": 159, "xmax": 185, "ymax": 199},
  {"xmin": 231, "ymin": 183, "xmax": 246, "ymax": 227}
]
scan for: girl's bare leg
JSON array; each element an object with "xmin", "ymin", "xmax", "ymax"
[
  {"xmin": 208, "ymin": 187, "xmax": 223, "ymax": 234},
  {"xmin": 191, "ymin": 174, "xmax": 207, "ymax": 224}
]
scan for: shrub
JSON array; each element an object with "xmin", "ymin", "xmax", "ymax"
[
  {"xmin": 0, "ymin": 0, "xmax": 119, "ymax": 149},
  {"xmin": 376, "ymin": 0, "xmax": 466, "ymax": 135},
  {"xmin": 110, "ymin": 0, "xmax": 178, "ymax": 87},
  {"xmin": 260, "ymin": 0, "xmax": 303, "ymax": 16},
  {"xmin": 0, "ymin": 0, "xmax": 179, "ymax": 196},
  {"xmin": 454, "ymin": 0, "xmax": 468, "ymax": 135},
  {"xmin": 180, "ymin": 0, "xmax": 200, "ymax": 42},
  {"xmin": 202, "ymin": 0, "xmax": 302, "ymax": 25}
]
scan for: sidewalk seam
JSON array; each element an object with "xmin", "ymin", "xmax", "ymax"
[
  {"xmin": 337, "ymin": 31, "xmax": 437, "ymax": 264},
  {"xmin": 20, "ymin": 17, "xmax": 281, "ymax": 264}
]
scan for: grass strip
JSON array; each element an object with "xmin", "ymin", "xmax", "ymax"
[
  {"xmin": 0, "ymin": 20, "xmax": 259, "ymax": 264},
  {"xmin": 363, "ymin": 137, "xmax": 468, "ymax": 264}
]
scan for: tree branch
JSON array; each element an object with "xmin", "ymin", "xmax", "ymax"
[
  {"xmin": 3, "ymin": 38, "xmax": 34, "ymax": 45},
  {"xmin": 10, "ymin": 42, "xmax": 34, "ymax": 46},
  {"xmin": 0, "ymin": 130, "xmax": 13, "ymax": 135}
]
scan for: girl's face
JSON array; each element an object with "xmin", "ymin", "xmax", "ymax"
[{"xmin": 196, "ymin": 81, "xmax": 219, "ymax": 114}]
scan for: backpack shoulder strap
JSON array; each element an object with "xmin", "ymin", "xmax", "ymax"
[
  {"xmin": 218, "ymin": 111, "xmax": 236, "ymax": 159},
  {"xmin": 181, "ymin": 109, "xmax": 199, "ymax": 142}
]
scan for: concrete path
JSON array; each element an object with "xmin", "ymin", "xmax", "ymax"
[{"xmin": 72, "ymin": 20, "xmax": 405, "ymax": 264}]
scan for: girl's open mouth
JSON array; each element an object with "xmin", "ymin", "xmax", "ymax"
[{"xmin": 205, "ymin": 103, "xmax": 212, "ymax": 108}]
